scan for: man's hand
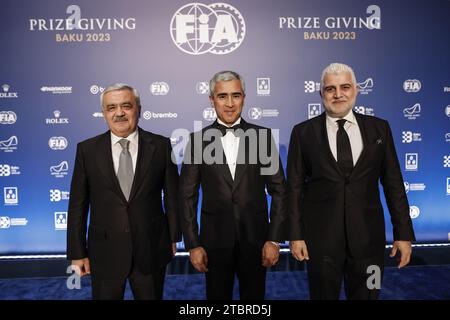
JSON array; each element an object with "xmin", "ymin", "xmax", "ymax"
[
  {"xmin": 390, "ymin": 240, "xmax": 412, "ymax": 268},
  {"xmin": 189, "ymin": 246, "xmax": 208, "ymax": 272},
  {"xmin": 172, "ymin": 243, "xmax": 177, "ymax": 256},
  {"xmin": 290, "ymin": 240, "xmax": 309, "ymax": 261},
  {"xmin": 71, "ymin": 257, "xmax": 90, "ymax": 277},
  {"xmin": 262, "ymin": 241, "xmax": 280, "ymax": 267}
]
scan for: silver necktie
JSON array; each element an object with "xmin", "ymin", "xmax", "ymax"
[{"xmin": 117, "ymin": 139, "xmax": 134, "ymax": 201}]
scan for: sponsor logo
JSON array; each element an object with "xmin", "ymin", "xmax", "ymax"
[
  {"xmin": 403, "ymin": 103, "xmax": 421, "ymax": 120},
  {"xmin": 308, "ymin": 103, "xmax": 321, "ymax": 119},
  {"xmin": 4, "ymin": 187, "xmax": 18, "ymax": 205},
  {"xmin": 304, "ymin": 81, "xmax": 320, "ymax": 93},
  {"xmin": 0, "ymin": 111, "xmax": 17, "ymax": 124},
  {"xmin": 203, "ymin": 108, "xmax": 217, "ymax": 121},
  {"xmin": 444, "ymin": 155, "xmax": 450, "ymax": 168},
  {"xmin": 46, "ymin": 110, "xmax": 69, "ymax": 124},
  {"xmin": 50, "ymin": 189, "xmax": 70, "ymax": 202},
  {"xmin": 403, "ymin": 79, "xmax": 421, "ymax": 92},
  {"xmin": 357, "ymin": 78, "xmax": 373, "ymax": 94},
  {"xmin": 354, "ymin": 106, "xmax": 375, "ymax": 116},
  {"xmin": 404, "ymin": 181, "xmax": 426, "ymax": 193},
  {"xmin": 0, "ymin": 136, "xmax": 18, "ymax": 152},
  {"xmin": 49, "ymin": 136, "xmax": 68, "ymax": 150},
  {"xmin": 170, "ymin": 2, "xmax": 246, "ymax": 55},
  {"xmin": 0, "ymin": 84, "xmax": 18, "ymax": 98},
  {"xmin": 401, "ymin": 131, "xmax": 422, "ymax": 143},
  {"xmin": 90, "ymin": 85, "xmax": 104, "ymax": 95},
  {"xmin": 196, "ymin": 82, "xmax": 210, "ymax": 95},
  {"xmin": 142, "ymin": 111, "xmax": 178, "ymax": 120},
  {"xmin": 0, "ymin": 164, "xmax": 21, "ymax": 177},
  {"xmin": 0, "ymin": 216, "xmax": 28, "ymax": 229},
  {"xmin": 409, "ymin": 206, "xmax": 420, "ymax": 219},
  {"xmin": 150, "ymin": 82, "xmax": 169, "ymax": 95},
  {"xmin": 40, "ymin": 86, "xmax": 72, "ymax": 94},
  {"xmin": 257, "ymin": 78, "xmax": 270, "ymax": 96},
  {"xmin": 50, "ymin": 161, "xmax": 69, "ymax": 178},
  {"xmin": 405, "ymin": 153, "xmax": 418, "ymax": 171},
  {"xmin": 248, "ymin": 107, "xmax": 279, "ymax": 120},
  {"xmin": 54, "ymin": 212, "xmax": 67, "ymax": 230}
]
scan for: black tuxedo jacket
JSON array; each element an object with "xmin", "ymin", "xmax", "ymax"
[
  {"xmin": 180, "ymin": 119, "xmax": 287, "ymax": 250},
  {"xmin": 287, "ymin": 112, "xmax": 415, "ymax": 259},
  {"xmin": 67, "ymin": 127, "xmax": 181, "ymax": 279}
]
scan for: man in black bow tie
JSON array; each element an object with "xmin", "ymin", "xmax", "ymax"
[
  {"xmin": 179, "ymin": 70, "xmax": 287, "ymax": 299},
  {"xmin": 287, "ymin": 63, "xmax": 415, "ymax": 300}
]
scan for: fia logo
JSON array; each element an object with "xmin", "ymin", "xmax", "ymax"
[
  {"xmin": 49, "ymin": 136, "xmax": 68, "ymax": 150},
  {"xmin": 150, "ymin": 82, "xmax": 169, "ymax": 95},
  {"xmin": 170, "ymin": 3, "xmax": 246, "ymax": 55},
  {"xmin": 403, "ymin": 79, "xmax": 421, "ymax": 93},
  {"xmin": 0, "ymin": 111, "xmax": 17, "ymax": 124},
  {"xmin": 308, "ymin": 104, "xmax": 321, "ymax": 119},
  {"xmin": 203, "ymin": 108, "xmax": 217, "ymax": 121}
]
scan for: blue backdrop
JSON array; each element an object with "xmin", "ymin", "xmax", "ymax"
[{"xmin": 1, "ymin": 0, "xmax": 449, "ymax": 254}]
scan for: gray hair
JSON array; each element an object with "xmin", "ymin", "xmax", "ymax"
[
  {"xmin": 100, "ymin": 83, "xmax": 141, "ymax": 108},
  {"xmin": 209, "ymin": 70, "xmax": 246, "ymax": 97},
  {"xmin": 320, "ymin": 63, "xmax": 357, "ymax": 89}
]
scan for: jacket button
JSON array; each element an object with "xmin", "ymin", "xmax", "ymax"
[
  {"xmin": 345, "ymin": 178, "xmax": 350, "ymax": 185},
  {"xmin": 124, "ymin": 228, "xmax": 130, "ymax": 233}
]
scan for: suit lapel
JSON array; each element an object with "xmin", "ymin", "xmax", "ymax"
[
  {"xmin": 96, "ymin": 131, "xmax": 127, "ymax": 202},
  {"xmin": 313, "ymin": 113, "xmax": 342, "ymax": 175},
  {"xmin": 232, "ymin": 119, "xmax": 249, "ymax": 190},
  {"xmin": 208, "ymin": 122, "xmax": 234, "ymax": 188},
  {"xmin": 128, "ymin": 128, "xmax": 156, "ymax": 202},
  {"xmin": 351, "ymin": 113, "xmax": 369, "ymax": 174}
]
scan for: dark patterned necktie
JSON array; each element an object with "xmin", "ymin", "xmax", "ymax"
[{"xmin": 336, "ymin": 119, "xmax": 353, "ymax": 177}]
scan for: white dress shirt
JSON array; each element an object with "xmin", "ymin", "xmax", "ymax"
[
  {"xmin": 111, "ymin": 129, "xmax": 139, "ymax": 175},
  {"xmin": 325, "ymin": 110, "xmax": 363, "ymax": 165},
  {"xmin": 218, "ymin": 117, "xmax": 241, "ymax": 180}
]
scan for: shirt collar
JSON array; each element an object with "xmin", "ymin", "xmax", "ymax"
[
  {"xmin": 326, "ymin": 110, "xmax": 356, "ymax": 127},
  {"xmin": 217, "ymin": 117, "xmax": 241, "ymax": 128},
  {"xmin": 111, "ymin": 129, "xmax": 139, "ymax": 146}
]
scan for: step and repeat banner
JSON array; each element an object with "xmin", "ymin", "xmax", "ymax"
[{"xmin": 0, "ymin": 0, "xmax": 449, "ymax": 254}]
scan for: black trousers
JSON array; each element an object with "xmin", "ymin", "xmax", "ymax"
[
  {"xmin": 306, "ymin": 248, "xmax": 384, "ymax": 300},
  {"xmin": 205, "ymin": 241, "xmax": 266, "ymax": 300},
  {"xmin": 91, "ymin": 262, "xmax": 166, "ymax": 300}
]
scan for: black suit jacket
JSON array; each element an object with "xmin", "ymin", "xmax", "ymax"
[
  {"xmin": 67, "ymin": 127, "xmax": 181, "ymax": 279},
  {"xmin": 287, "ymin": 112, "xmax": 415, "ymax": 259},
  {"xmin": 180, "ymin": 119, "xmax": 287, "ymax": 250}
]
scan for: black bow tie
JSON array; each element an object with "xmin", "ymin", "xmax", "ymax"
[{"xmin": 216, "ymin": 123, "xmax": 243, "ymax": 136}]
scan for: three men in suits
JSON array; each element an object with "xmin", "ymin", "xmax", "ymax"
[
  {"xmin": 287, "ymin": 63, "xmax": 415, "ymax": 299},
  {"xmin": 67, "ymin": 83, "xmax": 180, "ymax": 299},
  {"xmin": 179, "ymin": 71, "xmax": 287, "ymax": 299}
]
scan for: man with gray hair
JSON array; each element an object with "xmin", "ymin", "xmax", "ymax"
[
  {"xmin": 180, "ymin": 71, "xmax": 287, "ymax": 299},
  {"xmin": 287, "ymin": 63, "xmax": 415, "ymax": 299},
  {"xmin": 67, "ymin": 83, "xmax": 180, "ymax": 299}
]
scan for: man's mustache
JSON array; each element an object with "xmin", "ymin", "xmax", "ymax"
[{"xmin": 113, "ymin": 116, "xmax": 128, "ymax": 122}]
